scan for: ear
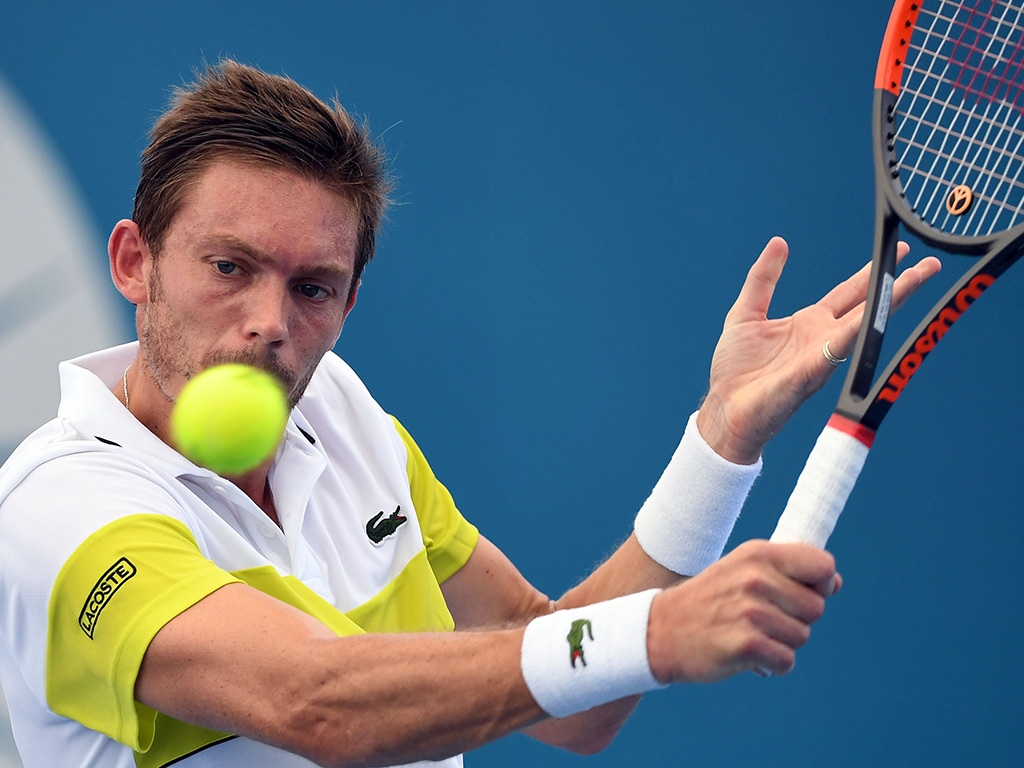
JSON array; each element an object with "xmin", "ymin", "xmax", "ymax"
[
  {"xmin": 329, "ymin": 280, "xmax": 360, "ymax": 348},
  {"xmin": 108, "ymin": 219, "xmax": 151, "ymax": 305},
  {"xmin": 343, "ymin": 279, "xmax": 360, "ymax": 320}
]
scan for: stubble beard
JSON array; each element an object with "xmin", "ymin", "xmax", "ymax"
[{"xmin": 140, "ymin": 263, "xmax": 317, "ymax": 409}]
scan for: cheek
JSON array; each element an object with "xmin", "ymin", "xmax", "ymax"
[
  {"xmin": 295, "ymin": 314, "xmax": 346, "ymax": 372},
  {"xmin": 306, "ymin": 318, "xmax": 345, "ymax": 358},
  {"xmin": 152, "ymin": 298, "xmax": 216, "ymax": 340},
  {"xmin": 299, "ymin": 301, "xmax": 347, "ymax": 340}
]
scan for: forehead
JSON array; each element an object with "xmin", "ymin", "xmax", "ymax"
[{"xmin": 169, "ymin": 160, "xmax": 360, "ymax": 272}]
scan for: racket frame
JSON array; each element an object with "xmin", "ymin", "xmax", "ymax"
[
  {"xmin": 771, "ymin": 0, "xmax": 1024, "ymax": 547},
  {"xmin": 836, "ymin": 85, "xmax": 1024, "ymax": 432}
]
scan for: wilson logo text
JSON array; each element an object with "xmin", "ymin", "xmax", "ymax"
[{"xmin": 877, "ymin": 273, "xmax": 995, "ymax": 404}]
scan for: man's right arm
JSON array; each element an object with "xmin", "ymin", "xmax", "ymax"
[
  {"xmin": 135, "ymin": 539, "xmax": 837, "ymax": 766},
  {"xmin": 135, "ymin": 581, "xmax": 544, "ymax": 766}
]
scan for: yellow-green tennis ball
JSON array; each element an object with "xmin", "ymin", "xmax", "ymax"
[{"xmin": 170, "ymin": 363, "xmax": 289, "ymax": 476}]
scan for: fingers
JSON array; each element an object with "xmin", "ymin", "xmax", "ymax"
[
  {"xmin": 831, "ymin": 571, "xmax": 843, "ymax": 595},
  {"xmin": 749, "ymin": 638, "xmax": 800, "ymax": 676},
  {"xmin": 649, "ymin": 540, "xmax": 838, "ymax": 683},
  {"xmin": 725, "ymin": 237, "xmax": 789, "ymax": 326},
  {"xmin": 819, "ymin": 241, "xmax": 912, "ymax": 319},
  {"xmin": 830, "ymin": 253, "xmax": 943, "ymax": 354},
  {"xmin": 764, "ymin": 541, "xmax": 837, "ymax": 587},
  {"xmin": 888, "ymin": 254, "xmax": 942, "ymax": 314},
  {"xmin": 734, "ymin": 239, "xmax": 939, "ymax": 331},
  {"xmin": 824, "ymin": 249, "xmax": 942, "ymax": 360},
  {"xmin": 730, "ymin": 542, "xmax": 836, "ymax": 675}
]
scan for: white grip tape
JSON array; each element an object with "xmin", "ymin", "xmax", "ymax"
[
  {"xmin": 520, "ymin": 589, "xmax": 666, "ymax": 718},
  {"xmin": 634, "ymin": 411, "xmax": 762, "ymax": 576},
  {"xmin": 770, "ymin": 422, "xmax": 871, "ymax": 547}
]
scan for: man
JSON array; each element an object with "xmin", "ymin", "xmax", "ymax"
[{"xmin": 0, "ymin": 61, "xmax": 940, "ymax": 767}]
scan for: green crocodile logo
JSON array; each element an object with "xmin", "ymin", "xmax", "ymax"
[
  {"xmin": 366, "ymin": 505, "xmax": 407, "ymax": 544},
  {"xmin": 567, "ymin": 618, "xmax": 593, "ymax": 668}
]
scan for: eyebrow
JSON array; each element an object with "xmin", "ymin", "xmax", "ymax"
[{"xmin": 206, "ymin": 234, "xmax": 352, "ymax": 283}]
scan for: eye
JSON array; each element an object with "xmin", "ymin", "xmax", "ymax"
[
  {"xmin": 215, "ymin": 261, "xmax": 238, "ymax": 275},
  {"xmin": 297, "ymin": 283, "xmax": 330, "ymax": 300}
]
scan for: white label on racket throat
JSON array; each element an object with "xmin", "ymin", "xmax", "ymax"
[{"xmin": 872, "ymin": 273, "xmax": 895, "ymax": 333}]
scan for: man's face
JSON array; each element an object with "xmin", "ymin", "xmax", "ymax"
[{"xmin": 138, "ymin": 160, "xmax": 360, "ymax": 408}]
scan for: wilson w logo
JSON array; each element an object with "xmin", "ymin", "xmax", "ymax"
[{"xmin": 876, "ymin": 273, "xmax": 995, "ymax": 405}]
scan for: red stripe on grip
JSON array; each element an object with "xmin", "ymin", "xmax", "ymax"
[{"xmin": 827, "ymin": 414, "xmax": 877, "ymax": 448}]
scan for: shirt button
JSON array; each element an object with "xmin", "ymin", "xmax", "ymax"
[{"xmin": 258, "ymin": 524, "xmax": 277, "ymax": 539}]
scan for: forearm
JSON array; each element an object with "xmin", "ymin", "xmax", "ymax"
[
  {"xmin": 137, "ymin": 584, "xmax": 545, "ymax": 767},
  {"xmin": 555, "ymin": 408, "xmax": 762, "ymax": 610},
  {"xmin": 291, "ymin": 631, "xmax": 541, "ymax": 766},
  {"xmin": 440, "ymin": 537, "xmax": 656, "ymax": 754},
  {"xmin": 555, "ymin": 533, "xmax": 682, "ymax": 611},
  {"xmin": 520, "ymin": 696, "xmax": 640, "ymax": 755},
  {"xmin": 512, "ymin": 542, "xmax": 660, "ymax": 752},
  {"xmin": 520, "ymin": 409, "xmax": 761, "ymax": 747},
  {"xmin": 438, "ymin": 413, "xmax": 759, "ymax": 753}
]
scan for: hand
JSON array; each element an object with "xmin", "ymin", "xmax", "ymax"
[
  {"xmin": 645, "ymin": 540, "xmax": 839, "ymax": 683},
  {"xmin": 696, "ymin": 237, "xmax": 942, "ymax": 463}
]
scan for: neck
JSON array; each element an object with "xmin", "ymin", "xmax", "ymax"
[
  {"xmin": 114, "ymin": 355, "xmax": 281, "ymax": 527},
  {"xmin": 231, "ymin": 469, "xmax": 280, "ymax": 526}
]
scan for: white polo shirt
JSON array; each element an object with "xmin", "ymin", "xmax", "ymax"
[{"xmin": 0, "ymin": 343, "xmax": 479, "ymax": 768}]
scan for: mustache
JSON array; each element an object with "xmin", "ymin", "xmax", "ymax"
[{"xmin": 200, "ymin": 348, "xmax": 297, "ymax": 392}]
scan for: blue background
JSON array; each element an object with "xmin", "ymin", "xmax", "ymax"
[{"xmin": 3, "ymin": 1, "xmax": 1024, "ymax": 766}]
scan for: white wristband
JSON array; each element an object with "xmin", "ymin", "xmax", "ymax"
[
  {"xmin": 634, "ymin": 411, "xmax": 761, "ymax": 575},
  {"xmin": 520, "ymin": 589, "xmax": 666, "ymax": 718}
]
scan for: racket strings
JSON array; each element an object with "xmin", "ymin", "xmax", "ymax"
[{"xmin": 894, "ymin": 0, "xmax": 1024, "ymax": 236}]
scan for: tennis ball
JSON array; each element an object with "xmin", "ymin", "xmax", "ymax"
[{"xmin": 170, "ymin": 363, "xmax": 289, "ymax": 476}]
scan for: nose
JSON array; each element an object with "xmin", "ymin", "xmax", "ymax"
[{"xmin": 245, "ymin": 283, "xmax": 289, "ymax": 346}]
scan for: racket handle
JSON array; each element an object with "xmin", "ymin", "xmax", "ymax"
[{"xmin": 770, "ymin": 415, "xmax": 875, "ymax": 547}]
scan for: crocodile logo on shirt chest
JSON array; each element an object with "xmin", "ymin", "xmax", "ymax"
[{"xmin": 366, "ymin": 505, "xmax": 407, "ymax": 545}]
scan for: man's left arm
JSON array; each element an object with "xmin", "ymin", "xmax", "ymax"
[
  {"xmin": 439, "ymin": 533, "xmax": 648, "ymax": 753},
  {"xmin": 446, "ymin": 238, "xmax": 941, "ymax": 623},
  {"xmin": 442, "ymin": 238, "xmax": 940, "ymax": 750}
]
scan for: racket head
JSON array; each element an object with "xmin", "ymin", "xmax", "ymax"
[
  {"xmin": 878, "ymin": 0, "xmax": 1024, "ymax": 245},
  {"xmin": 837, "ymin": 0, "xmax": 1024, "ymax": 429}
]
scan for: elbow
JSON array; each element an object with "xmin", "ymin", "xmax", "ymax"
[
  {"xmin": 558, "ymin": 716, "xmax": 622, "ymax": 755},
  {"xmin": 558, "ymin": 696, "xmax": 637, "ymax": 755},
  {"xmin": 526, "ymin": 702, "xmax": 630, "ymax": 756},
  {"xmin": 561, "ymin": 731, "xmax": 617, "ymax": 756},
  {"xmin": 539, "ymin": 723, "xmax": 620, "ymax": 756}
]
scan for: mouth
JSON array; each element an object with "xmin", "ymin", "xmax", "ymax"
[{"xmin": 200, "ymin": 348, "xmax": 297, "ymax": 394}]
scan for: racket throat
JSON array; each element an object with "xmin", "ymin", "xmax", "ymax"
[{"xmin": 840, "ymin": 208, "xmax": 901, "ymax": 413}]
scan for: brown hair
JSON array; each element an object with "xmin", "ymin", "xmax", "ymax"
[{"xmin": 133, "ymin": 59, "xmax": 391, "ymax": 293}]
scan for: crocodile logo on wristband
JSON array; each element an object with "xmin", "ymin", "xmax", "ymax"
[{"xmin": 567, "ymin": 619, "xmax": 593, "ymax": 668}]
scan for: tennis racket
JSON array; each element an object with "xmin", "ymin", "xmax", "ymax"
[{"xmin": 771, "ymin": 0, "xmax": 1024, "ymax": 547}]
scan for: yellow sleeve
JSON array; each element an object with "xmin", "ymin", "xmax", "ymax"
[
  {"xmin": 46, "ymin": 514, "xmax": 240, "ymax": 752},
  {"xmin": 390, "ymin": 417, "xmax": 479, "ymax": 583}
]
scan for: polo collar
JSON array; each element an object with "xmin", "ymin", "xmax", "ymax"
[{"xmin": 58, "ymin": 343, "xmax": 325, "ymax": 488}]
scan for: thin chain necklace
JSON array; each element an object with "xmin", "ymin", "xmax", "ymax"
[{"xmin": 123, "ymin": 364, "xmax": 132, "ymax": 410}]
